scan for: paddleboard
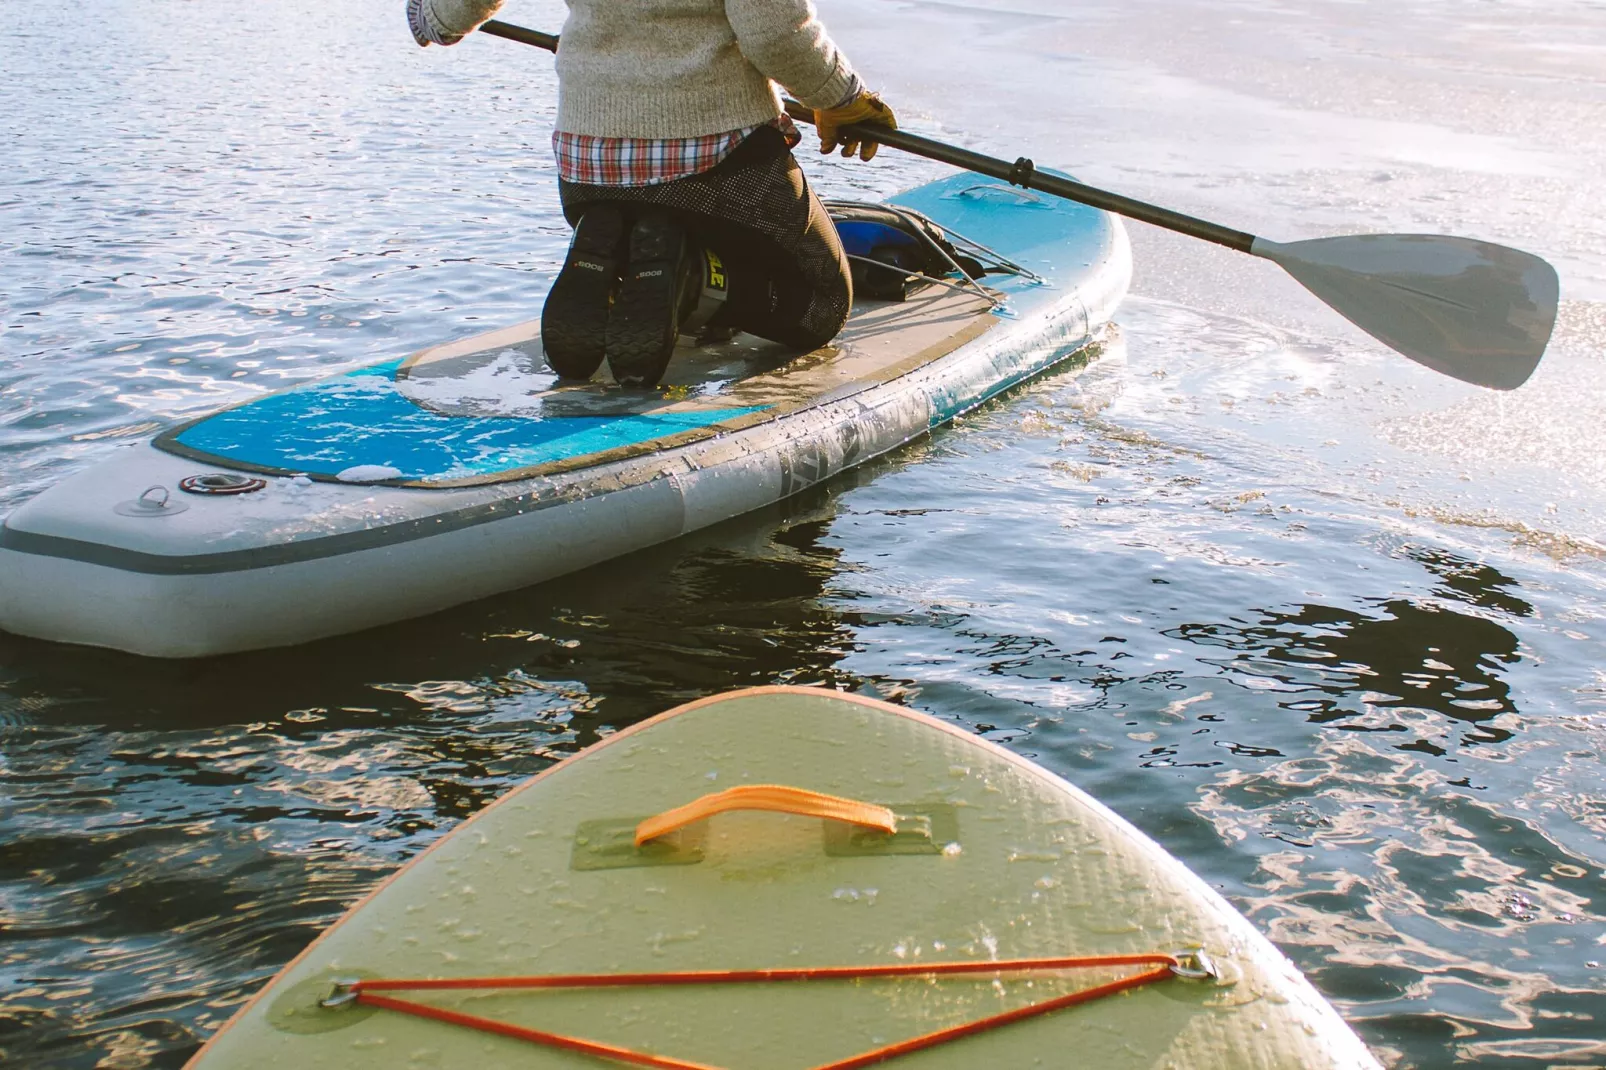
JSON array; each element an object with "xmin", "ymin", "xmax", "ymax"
[
  {"xmin": 186, "ymin": 686, "xmax": 1380, "ymax": 1069},
  {"xmin": 0, "ymin": 174, "xmax": 1129, "ymax": 657}
]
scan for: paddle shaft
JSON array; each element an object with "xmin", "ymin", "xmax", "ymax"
[
  {"xmin": 478, "ymin": 19, "xmax": 1255, "ymax": 253},
  {"xmin": 480, "ymin": 19, "xmax": 556, "ymax": 50}
]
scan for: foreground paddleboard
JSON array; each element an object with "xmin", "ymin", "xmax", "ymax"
[
  {"xmin": 188, "ymin": 687, "xmax": 1380, "ymax": 1069},
  {"xmin": 0, "ymin": 173, "xmax": 1128, "ymax": 657}
]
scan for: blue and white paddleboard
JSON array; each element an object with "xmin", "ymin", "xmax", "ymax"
[{"xmin": 0, "ymin": 174, "xmax": 1129, "ymax": 657}]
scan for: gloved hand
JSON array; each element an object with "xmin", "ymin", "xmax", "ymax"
[
  {"xmin": 407, "ymin": 0, "xmax": 505, "ymax": 47},
  {"xmin": 815, "ymin": 91, "xmax": 897, "ymax": 162}
]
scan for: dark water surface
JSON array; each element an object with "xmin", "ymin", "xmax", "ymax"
[{"xmin": 4, "ymin": 2, "xmax": 1606, "ymax": 1068}]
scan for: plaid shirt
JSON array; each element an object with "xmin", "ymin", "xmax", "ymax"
[{"xmin": 553, "ymin": 115, "xmax": 802, "ymax": 187}]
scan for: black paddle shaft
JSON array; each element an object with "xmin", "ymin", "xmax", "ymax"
[
  {"xmin": 778, "ymin": 102, "xmax": 1256, "ymax": 253},
  {"xmin": 480, "ymin": 20, "xmax": 557, "ymax": 50},
  {"xmin": 479, "ymin": 19, "xmax": 1256, "ymax": 253}
]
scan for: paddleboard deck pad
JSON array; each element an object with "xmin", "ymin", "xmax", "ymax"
[
  {"xmin": 186, "ymin": 686, "xmax": 1381, "ymax": 1069},
  {"xmin": 153, "ymin": 279, "xmax": 997, "ymax": 490},
  {"xmin": 0, "ymin": 174, "xmax": 1130, "ymax": 656}
]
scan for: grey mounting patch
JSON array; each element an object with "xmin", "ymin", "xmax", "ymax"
[
  {"xmin": 317, "ymin": 978, "xmax": 362, "ymax": 1009},
  {"xmin": 1154, "ymin": 947, "xmax": 1248, "ymax": 1006},
  {"xmin": 113, "ymin": 485, "xmax": 189, "ymax": 518},
  {"xmin": 571, "ymin": 817, "xmax": 707, "ymax": 870},
  {"xmin": 1170, "ymin": 947, "xmax": 1220, "ymax": 982},
  {"xmin": 266, "ymin": 973, "xmax": 380, "ymax": 1034},
  {"xmin": 823, "ymin": 804, "xmax": 958, "ymax": 856}
]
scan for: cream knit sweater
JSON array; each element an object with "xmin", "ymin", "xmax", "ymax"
[
  {"xmin": 412, "ymin": 0, "xmax": 860, "ymax": 139},
  {"xmin": 554, "ymin": 0, "xmax": 860, "ymax": 138}
]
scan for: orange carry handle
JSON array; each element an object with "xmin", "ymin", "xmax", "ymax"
[{"xmin": 634, "ymin": 785, "xmax": 897, "ymax": 847}]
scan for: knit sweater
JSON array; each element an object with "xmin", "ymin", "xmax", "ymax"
[{"xmin": 554, "ymin": 0, "xmax": 860, "ymax": 139}]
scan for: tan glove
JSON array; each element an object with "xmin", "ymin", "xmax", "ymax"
[{"xmin": 814, "ymin": 91, "xmax": 897, "ymax": 162}]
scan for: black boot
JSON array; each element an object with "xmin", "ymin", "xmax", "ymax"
[
  {"xmin": 542, "ymin": 205, "xmax": 628, "ymax": 380},
  {"xmin": 606, "ymin": 211, "xmax": 702, "ymax": 389},
  {"xmin": 683, "ymin": 246, "xmax": 736, "ymax": 345}
]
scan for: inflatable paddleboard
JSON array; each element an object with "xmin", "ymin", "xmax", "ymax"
[
  {"xmin": 187, "ymin": 686, "xmax": 1380, "ymax": 1069},
  {"xmin": 0, "ymin": 174, "xmax": 1129, "ymax": 657}
]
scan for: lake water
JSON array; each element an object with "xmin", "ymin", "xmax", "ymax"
[{"xmin": 3, "ymin": 1, "xmax": 1605, "ymax": 1066}]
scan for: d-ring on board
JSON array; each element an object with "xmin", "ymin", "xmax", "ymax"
[{"xmin": 957, "ymin": 184, "xmax": 1048, "ymax": 205}]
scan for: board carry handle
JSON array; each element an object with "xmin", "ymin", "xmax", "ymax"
[{"xmin": 634, "ymin": 785, "xmax": 897, "ymax": 846}]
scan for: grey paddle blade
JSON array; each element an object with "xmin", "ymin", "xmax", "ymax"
[{"xmin": 1251, "ymin": 234, "xmax": 1558, "ymax": 390}]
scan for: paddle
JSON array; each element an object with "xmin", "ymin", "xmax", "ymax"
[{"xmin": 477, "ymin": 19, "xmax": 1557, "ymax": 390}]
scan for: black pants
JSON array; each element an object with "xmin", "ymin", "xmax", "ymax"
[{"xmin": 558, "ymin": 125, "xmax": 852, "ymax": 351}]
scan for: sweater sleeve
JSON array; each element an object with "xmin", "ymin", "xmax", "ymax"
[
  {"xmin": 724, "ymin": 0, "xmax": 860, "ymax": 111},
  {"xmin": 410, "ymin": 0, "xmax": 505, "ymax": 46}
]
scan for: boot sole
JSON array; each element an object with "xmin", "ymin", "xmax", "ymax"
[
  {"xmin": 542, "ymin": 207, "xmax": 627, "ymax": 380},
  {"xmin": 607, "ymin": 213, "xmax": 695, "ymax": 389}
]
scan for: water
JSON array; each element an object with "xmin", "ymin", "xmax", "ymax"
[{"xmin": 3, "ymin": 1, "xmax": 1605, "ymax": 1066}]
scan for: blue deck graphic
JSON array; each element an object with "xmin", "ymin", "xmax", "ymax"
[{"xmin": 172, "ymin": 360, "xmax": 764, "ymax": 483}]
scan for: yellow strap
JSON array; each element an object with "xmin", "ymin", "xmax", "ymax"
[{"xmin": 634, "ymin": 785, "xmax": 897, "ymax": 847}]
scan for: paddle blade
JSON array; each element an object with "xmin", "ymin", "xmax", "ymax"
[{"xmin": 1251, "ymin": 234, "xmax": 1558, "ymax": 390}]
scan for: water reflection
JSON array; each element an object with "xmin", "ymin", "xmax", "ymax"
[
  {"xmin": 1196, "ymin": 734, "xmax": 1605, "ymax": 1065},
  {"xmin": 1169, "ymin": 548, "xmax": 1526, "ymax": 754},
  {"xmin": 0, "ymin": 485, "xmax": 866, "ymax": 1069},
  {"xmin": 1116, "ymin": 546, "xmax": 1605, "ymax": 1065}
]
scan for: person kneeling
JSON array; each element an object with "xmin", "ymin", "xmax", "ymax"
[{"xmin": 409, "ymin": 0, "xmax": 897, "ymax": 389}]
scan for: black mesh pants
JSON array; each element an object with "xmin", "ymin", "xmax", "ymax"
[{"xmin": 558, "ymin": 125, "xmax": 852, "ymax": 351}]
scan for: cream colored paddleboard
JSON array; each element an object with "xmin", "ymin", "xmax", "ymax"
[{"xmin": 187, "ymin": 686, "xmax": 1380, "ymax": 1069}]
